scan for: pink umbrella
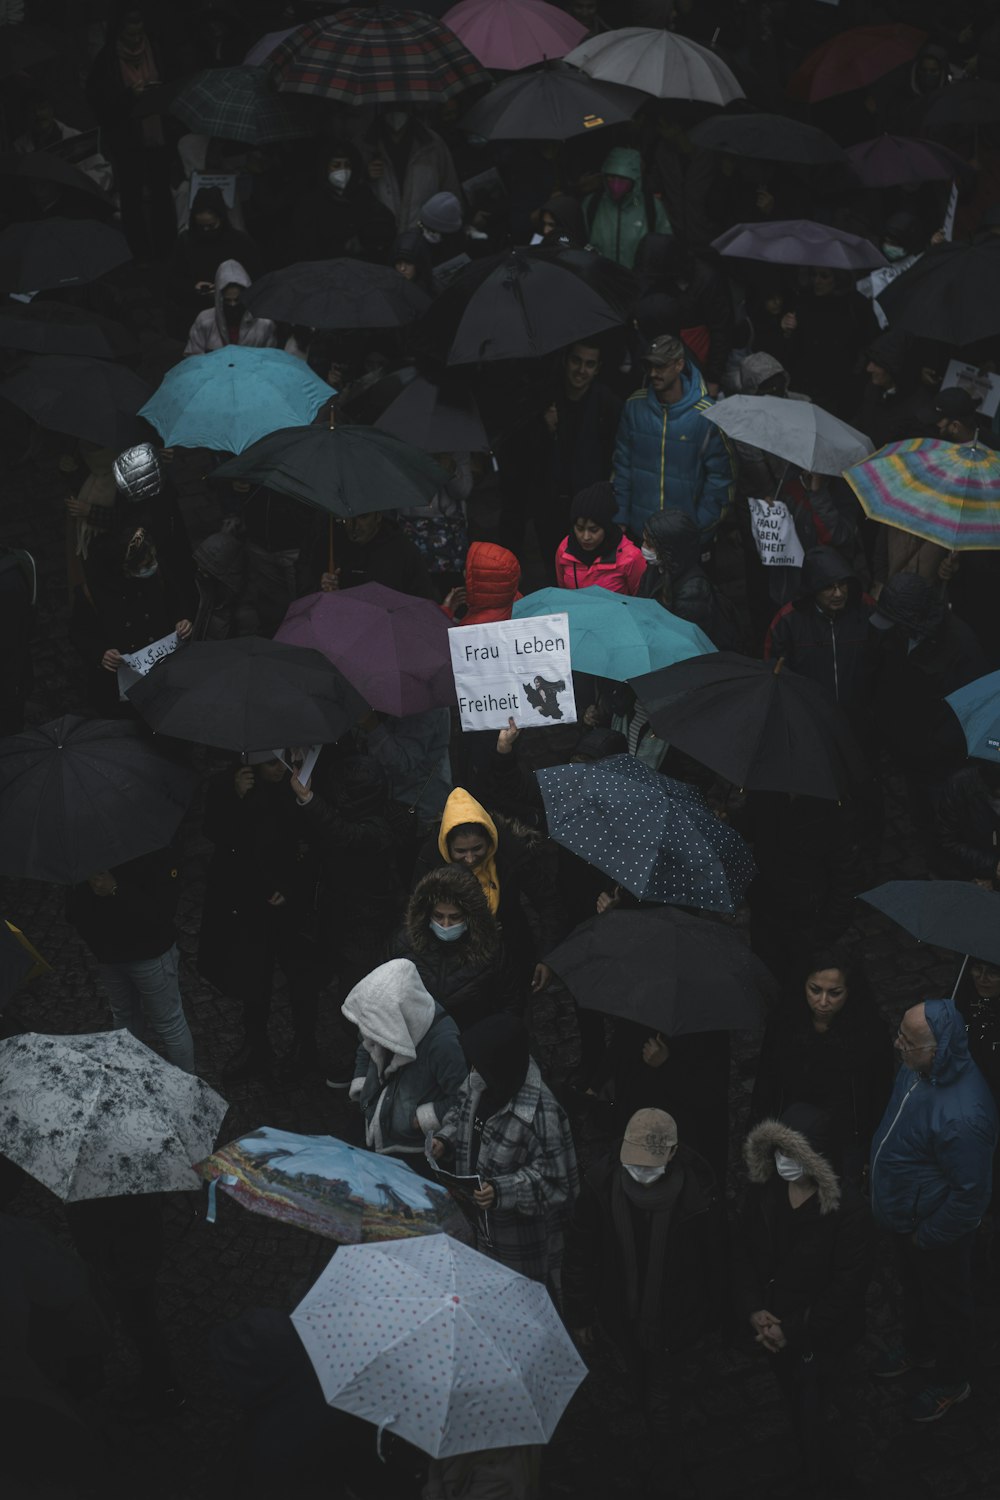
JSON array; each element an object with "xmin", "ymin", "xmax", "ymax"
[
  {"xmin": 442, "ymin": 0, "xmax": 586, "ymax": 71},
  {"xmin": 243, "ymin": 27, "xmax": 297, "ymax": 67}
]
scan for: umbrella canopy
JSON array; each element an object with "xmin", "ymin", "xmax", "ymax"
[
  {"xmin": 292, "ymin": 1234, "xmax": 587, "ymax": 1457},
  {"xmin": 538, "ymin": 244, "xmax": 640, "ymax": 321},
  {"xmin": 0, "ymin": 301, "xmax": 137, "ymax": 360},
  {"xmin": 139, "ymin": 347, "xmax": 335, "ymax": 453},
  {"xmin": 373, "ymin": 369, "xmax": 489, "ymax": 452},
  {"xmin": 945, "ymin": 670, "xmax": 1000, "ymax": 761},
  {"xmin": 788, "ymin": 24, "xmax": 926, "ymax": 104},
  {"xmin": 843, "ymin": 438, "xmax": 1000, "ymax": 552},
  {"xmin": 0, "ymin": 355, "xmax": 150, "ymax": 450},
  {"xmin": 544, "ymin": 904, "xmax": 768, "ymax": 1034},
  {"xmin": 0, "ymin": 150, "xmax": 111, "ymax": 208},
  {"xmin": 443, "ymin": 0, "xmax": 585, "ymax": 70},
  {"xmin": 211, "ymin": 424, "xmax": 446, "ymax": 518},
  {"xmin": 196, "ymin": 1124, "xmax": 466, "ymax": 1242},
  {"xmin": 127, "ymin": 637, "xmax": 367, "ymax": 753},
  {"xmin": 243, "ymin": 258, "xmax": 429, "ymax": 328},
  {"xmin": 276, "ymin": 585, "xmax": 457, "ymax": 717},
  {"xmin": 703, "ymin": 396, "xmax": 871, "ymax": 475},
  {"xmin": 630, "ymin": 651, "xmax": 864, "ymax": 800},
  {"xmin": 0, "ymin": 217, "xmax": 131, "ymax": 294},
  {"xmin": 860, "ymin": 880, "xmax": 1000, "ymax": 965},
  {"xmin": 920, "ymin": 79, "xmax": 1000, "ymax": 131},
  {"xmin": 244, "ymin": 26, "xmax": 297, "ymax": 66},
  {"xmin": 513, "ymin": 586, "xmax": 714, "ymax": 681},
  {"xmin": 536, "ymin": 755, "xmax": 755, "ymax": 912},
  {"xmin": 712, "ymin": 219, "xmax": 887, "ymax": 271},
  {"xmin": 266, "ymin": 7, "xmax": 489, "ymax": 106},
  {"xmin": 845, "ymin": 133, "xmax": 968, "ymax": 188},
  {"xmin": 876, "ymin": 239, "xmax": 1000, "ymax": 346},
  {"xmin": 565, "ymin": 27, "xmax": 743, "ymax": 105},
  {"xmin": 690, "ymin": 112, "xmax": 846, "ymax": 165},
  {"xmin": 169, "ymin": 65, "xmax": 311, "ymax": 145},
  {"xmin": 415, "ymin": 249, "xmax": 626, "ymax": 364},
  {"xmin": 0, "ymin": 1030, "xmax": 228, "ymax": 1202},
  {"xmin": 0, "ymin": 716, "xmax": 196, "ymax": 885},
  {"xmin": 459, "ymin": 62, "xmax": 644, "ymax": 141}
]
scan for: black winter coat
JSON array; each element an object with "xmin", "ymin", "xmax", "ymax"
[
  {"xmin": 935, "ymin": 765, "xmax": 1000, "ymax": 882},
  {"xmin": 388, "ymin": 928, "xmax": 517, "ymax": 1030},
  {"xmin": 764, "ymin": 547, "xmax": 875, "ymax": 714},
  {"xmin": 67, "ymin": 848, "xmax": 179, "ymax": 964},
  {"xmin": 286, "ymin": 176, "xmax": 395, "ymax": 264},
  {"xmin": 870, "ymin": 618, "xmax": 988, "ymax": 774}
]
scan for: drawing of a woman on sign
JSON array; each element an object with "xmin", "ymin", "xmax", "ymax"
[{"xmin": 523, "ymin": 674, "xmax": 566, "ymax": 720}]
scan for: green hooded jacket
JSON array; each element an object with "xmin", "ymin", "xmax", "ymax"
[{"xmin": 582, "ymin": 146, "xmax": 671, "ymax": 269}]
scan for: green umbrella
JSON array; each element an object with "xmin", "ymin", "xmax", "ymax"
[{"xmin": 170, "ymin": 66, "xmax": 311, "ymax": 145}]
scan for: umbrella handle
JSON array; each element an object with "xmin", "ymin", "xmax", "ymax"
[
  {"xmin": 773, "ymin": 656, "xmax": 785, "ymax": 675},
  {"xmin": 950, "ymin": 954, "xmax": 969, "ymax": 1001},
  {"xmin": 327, "ymin": 516, "xmax": 335, "ymax": 576},
  {"xmin": 376, "ymin": 1414, "xmax": 396, "ymax": 1462}
]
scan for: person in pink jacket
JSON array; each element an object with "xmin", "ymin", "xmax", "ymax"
[{"xmin": 554, "ymin": 481, "xmax": 646, "ymax": 595}]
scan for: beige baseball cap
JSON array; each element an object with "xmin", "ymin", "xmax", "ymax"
[{"xmin": 620, "ymin": 1108, "xmax": 678, "ymax": 1166}]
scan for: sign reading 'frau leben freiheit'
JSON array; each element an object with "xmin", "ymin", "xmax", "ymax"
[
  {"xmin": 748, "ymin": 498, "xmax": 805, "ymax": 569},
  {"xmin": 448, "ymin": 614, "xmax": 577, "ymax": 732}
]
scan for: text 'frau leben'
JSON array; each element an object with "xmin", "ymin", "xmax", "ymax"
[{"xmin": 463, "ymin": 635, "xmax": 566, "ymax": 661}]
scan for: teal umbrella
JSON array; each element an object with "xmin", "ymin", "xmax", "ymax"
[
  {"xmin": 139, "ymin": 347, "xmax": 335, "ymax": 453},
  {"xmin": 946, "ymin": 670, "xmax": 1000, "ymax": 760},
  {"xmin": 512, "ymin": 586, "xmax": 714, "ymax": 681}
]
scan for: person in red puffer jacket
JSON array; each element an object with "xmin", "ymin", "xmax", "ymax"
[
  {"xmin": 443, "ymin": 541, "xmax": 522, "ymax": 625},
  {"xmin": 555, "ymin": 481, "xmax": 646, "ymax": 596}
]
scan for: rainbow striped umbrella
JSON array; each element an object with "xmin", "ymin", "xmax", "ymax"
[{"xmin": 843, "ymin": 438, "xmax": 1000, "ymax": 550}]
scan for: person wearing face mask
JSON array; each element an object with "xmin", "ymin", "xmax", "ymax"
[
  {"xmin": 430, "ymin": 1014, "xmax": 578, "ymax": 1287},
  {"xmin": 563, "ymin": 1108, "xmax": 722, "ymax": 1406},
  {"xmin": 389, "ymin": 866, "xmax": 519, "ymax": 1031},
  {"xmin": 581, "ymin": 146, "xmax": 671, "ymax": 270},
  {"xmin": 417, "ymin": 191, "xmax": 465, "ymax": 262},
  {"xmin": 734, "ymin": 1104, "xmax": 873, "ymax": 1481},
  {"xmin": 286, "ymin": 141, "xmax": 395, "ymax": 264},
  {"xmin": 554, "ymin": 481, "xmax": 646, "ymax": 595},
  {"xmin": 184, "ymin": 259, "xmax": 277, "ymax": 355},
  {"xmin": 171, "ymin": 187, "xmax": 261, "ymax": 328},
  {"xmin": 358, "ymin": 108, "xmax": 462, "ymax": 232}
]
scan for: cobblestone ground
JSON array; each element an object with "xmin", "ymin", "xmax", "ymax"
[{"xmin": 2, "ymin": 427, "xmax": 998, "ymax": 1500}]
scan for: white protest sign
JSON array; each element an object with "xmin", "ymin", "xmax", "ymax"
[
  {"xmin": 190, "ymin": 171, "xmax": 238, "ymax": 209},
  {"xmin": 449, "ymin": 614, "xmax": 577, "ymax": 732},
  {"xmin": 942, "ymin": 358, "xmax": 1000, "ymax": 421},
  {"xmin": 748, "ymin": 499, "xmax": 805, "ymax": 568},
  {"xmin": 117, "ymin": 631, "xmax": 180, "ymax": 699},
  {"xmin": 274, "ymin": 744, "xmax": 323, "ymax": 784}
]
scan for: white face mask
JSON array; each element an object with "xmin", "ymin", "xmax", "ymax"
[
  {"xmin": 421, "ymin": 226, "xmax": 442, "ymax": 244},
  {"xmin": 385, "ymin": 111, "xmax": 409, "ymax": 132},
  {"xmin": 430, "ymin": 919, "xmax": 467, "ymax": 943},
  {"xmin": 881, "ymin": 242, "xmax": 907, "ymax": 261},
  {"xmin": 624, "ymin": 1163, "xmax": 666, "ymax": 1184},
  {"xmin": 640, "ymin": 545, "xmax": 658, "ymax": 563},
  {"xmin": 774, "ymin": 1149, "xmax": 805, "ymax": 1182},
  {"xmin": 328, "ymin": 168, "xmax": 351, "ymax": 190}
]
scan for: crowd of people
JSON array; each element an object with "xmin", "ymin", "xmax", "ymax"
[{"xmin": 3, "ymin": 2, "xmax": 1000, "ymax": 1498}]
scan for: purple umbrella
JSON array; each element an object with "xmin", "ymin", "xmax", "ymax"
[
  {"xmin": 275, "ymin": 585, "xmax": 457, "ymax": 718},
  {"xmin": 846, "ymin": 133, "xmax": 968, "ymax": 188},
  {"xmin": 712, "ymin": 219, "xmax": 888, "ymax": 271}
]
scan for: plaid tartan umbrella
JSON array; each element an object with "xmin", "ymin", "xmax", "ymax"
[
  {"xmin": 169, "ymin": 66, "xmax": 311, "ymax": 144},
  {"xmin": 843, "ymin": 438, "xmax": 1000, "ymax": 551},
  {"xmin": 267, "ymin": 7, "xmax": 489, "ymax": 105}
]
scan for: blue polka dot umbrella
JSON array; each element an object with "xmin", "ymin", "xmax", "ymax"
[{"xmin": 536, "ymin": 753, "xmax": 755, "ymax": 912}]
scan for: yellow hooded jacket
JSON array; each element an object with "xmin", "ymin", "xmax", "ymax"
[{"xmin": 437, "ymin": 788, "xmax": 500, "ymax": 916}]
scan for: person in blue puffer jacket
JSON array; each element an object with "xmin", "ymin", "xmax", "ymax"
[
  {"xmin": 612, "ymin": 334, "xmax": 735, "ymax": 543},
  {"xmin": 869, "ymin": 998, "xmax": 998, "ymax": 1424}
]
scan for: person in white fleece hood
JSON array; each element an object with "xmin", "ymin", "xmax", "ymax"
[
  {"xmin": 183, "ymin": 259, "xmax": 277, "ymax": 356},
  {"xmin": 344, "ymin": 958, "xmax": 468, "ymax": 1154}
]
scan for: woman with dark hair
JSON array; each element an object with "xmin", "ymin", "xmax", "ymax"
[
  {"xmin": 389, "ymin": 865, "xmax": 519, "ymax": 1030},
  {"xmin": 749, "ymin": 948, "xmax": 894, "ymax": 1178}
]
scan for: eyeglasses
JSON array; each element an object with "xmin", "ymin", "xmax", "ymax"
[
  {"xmin": 970, "ymin": 963, "xmax": 1000, "ymax": 983},
  {"xmin": 895, "ymin": 1027, "xmax": 934, "ymax": 1054}
]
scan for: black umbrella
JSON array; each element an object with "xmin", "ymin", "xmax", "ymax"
[
  {"xmin": 689, "ymin": 112, "xmax": 846, "ymax": 165},
  {"xmin": 0, "ymin": 302, "xmax": 138, "ymax": 361},
  {"xmin": 459, "ymin": 61, "xmax": 644, "ymax": 141},
  {"xmin": 544, "ymin": 904, "xmax": 770, "ymax": 1035},
  {"xmin": 415, "ymin": 249, "xmax": 626, "ymax": 365},
  {"xmin": 0, "ymin": 716, "xmax": 197, "ymax": 886},
  {"xmin": 0, "ymin": 217, "xmax": 131, "ymax": 294},
  {"xmin": 536, "ymin": 244, "xmax": 640, "ymax": 321},
  {"xmin": 876, "ymin": 239, "xmax": 1000, "ymax": 346},
  {"xmin": 210, "ymin": 423, "xmax": 446, "ymax": 517},
  {"xmin": 373, "ymin": 369, "xmax": 489, "ymax": 451},
  {"xmin": 860, "ymin": 880, "xmax": 1000, "ymax": 965},
  {"xmin": 0, "ymin": 356, "xmax": 151, "ymax": 450},
  {"xmin": 243, "ymin": 258, "xmax": 430, "ymax": 328},
  {"xmin": 920, "ymin": 79, "xmax": 1000, "ymax": 132},
  {"xmin": 127, "ymin": 637, "xmax": 368, "ymax": 752},
  {"xmin": 630, "ymin": 652, "xmax": 866, "ymax": 800},
  {"xmin": 0, "ymin": 151, "xmax": 112, "ymax": 208}
]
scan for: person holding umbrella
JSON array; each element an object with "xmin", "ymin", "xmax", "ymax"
[
  {"xmin": 286, "ymin": 141, "xmax": 395, "ymax": 264},
  {"xmin": 357, "ymin": 108, "xmax": 463, "ymax": 233},
  {"xmin": 318, "ymin": 512, "xmax": 434, "ymax": 600},
  {"xmin": 184, "ymin": 260, "xmax": 278, "ymax": 355},
  {"xmin": 935, "ymin": 759, "xmax": 1000, "ymax": 886},
  {"xmin": 582, "ymin": 147, "xmax": 671, "ymax": 270}
]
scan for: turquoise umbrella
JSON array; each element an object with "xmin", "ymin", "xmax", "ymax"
[
  {"xmin": 512, "ymin": 586, "xmax": 714, "ymax": 680},
  {"xmin": 139, "ymin": 346, "xmax": 335, "ymax": 453},
  {"xmin": 946, "ymin": 670, "xmax": 1000, "ymax": 760}
]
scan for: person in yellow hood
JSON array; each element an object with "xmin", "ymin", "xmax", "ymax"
[{"xmin": 418, "ymin": 787, "xmax": 563, "ymax": 998}]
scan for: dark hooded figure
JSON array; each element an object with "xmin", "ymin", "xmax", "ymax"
[
  {"xmin": 171, "ymin": 186, "xmax": 262, "ymax": 328},
  {"xmin": 286, "ymin": 140, "xmax": 396, "ymax": 264},
  {"xmin": 734, "ymin": 1105, "xmax": 873, "ymax": 1487},
  {"xmin": 392, "ymin": 227, "xmax": 435, "ymax": 293},
  {"xmin": 854, "ymin": 328, "xmax": 938, "ymax": 450},
  {"xmin": 389, "ymin": 865, "xmax": 520, "ymax": 1030},
  {"xmin": 537, "ymin": 192, "xmax": 589, "ymax": 248},
  {"xmin": 764, "ymin": 546, "xmax": 876, "ymax": 717},
  {"xmin": 633, "ymin": 232, "xmax": 733, "ymax": 386},
  {"xmin": 191, "ymin": 530, "xmax": 252, "ymax": 641},
  {"xmin": 934, "ymin": 760, "xmax": 1000, "ymax": 886},
  {"xmin": 638, "ymin": 508, "xmax": 742, "ymax": 649}
]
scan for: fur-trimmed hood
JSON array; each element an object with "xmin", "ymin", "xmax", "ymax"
[
  {"xmin": 743, "ymin": 1114, "xmax": 841, "ymax": 1215},
  {"xmin": 404, "ymin": 864, "xmax": 501, "ymax": 963}
]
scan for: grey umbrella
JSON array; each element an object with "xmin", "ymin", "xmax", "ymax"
[
  {"xmin": 703, "ymin": 396, "xmax": 872, "ymax": 474},
  {"xmin": 712, "ymin": 219, "xmax": 888, "ymax": 271}
]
